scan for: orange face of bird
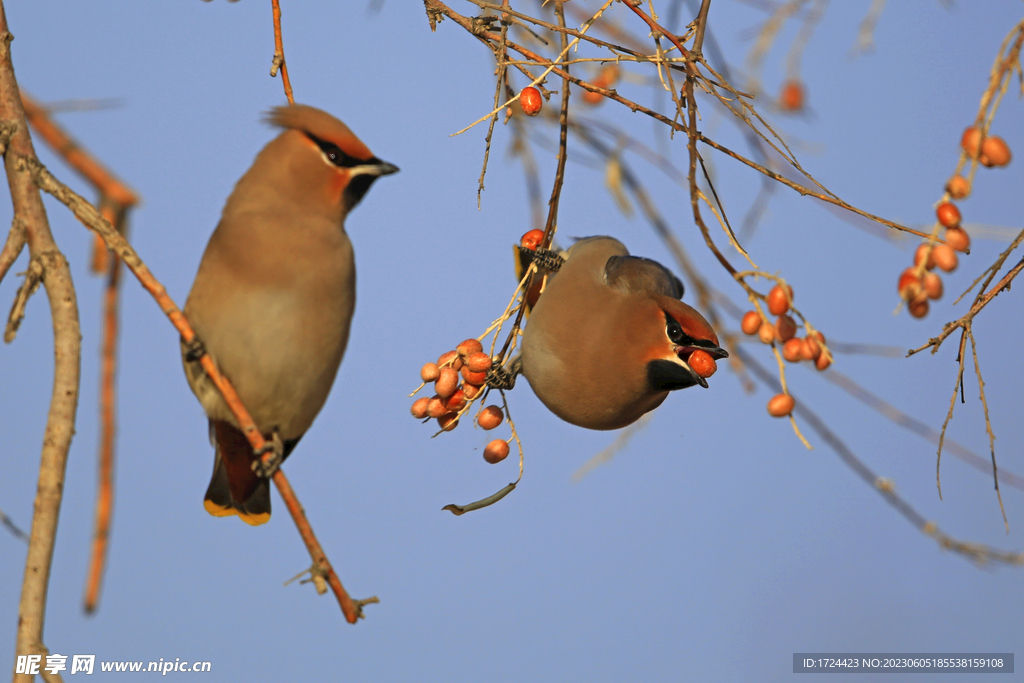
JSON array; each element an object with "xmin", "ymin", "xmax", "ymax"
[
  {"xmin": 268, "ymin": 104, "xmax": 399, "ymax": 211},
  {"xmin": 648, "ymin": 295, "xmax": 728, "ymax": 390}
]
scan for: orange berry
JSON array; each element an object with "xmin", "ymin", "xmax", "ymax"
[
  {"xmin": 914, "ymin": 244, "xmax": 935, "ymax": 270},
  {"xmin": 741, "ymin": 310, "xmax": 762, "ymax": 336},
  {"xmin": 908, "ymin": 298, "xmax": 930, "ymax": 319},
  {"xmin": 814, "ymin": 351, "xmax": 832, "ymax": 371},
  {"xmin": 483, "ymin": 439, "xmax": 511, "ymax": 464},
  {"xmin": 420, "ymin": 362, "xmax": 440, "ymax": 383},
  {"xmin": 598, "ymin": 64, "xmax": 621, "ymax": 87},
  {"xmin": 477, "ymin": 405, "xmax": 504, "ymax": 430},
  {"xmin": 803, "ymin": 335, "xmax": 821, "ymax": 361},
  {"xmin": 946, "ymin": 175, "xmax": 970, "ymax": 199},
  {"xmin": 466, "ymin": 351, "xmax": 492, "ymax": 373},
  {"xmin": 980, "ymin": 136, "xmax": 1011, "ymax": 167},
  {"xmin": 809, "ymin": 330, "xmax": 826, "ymax": 346},
  {"xmin": 782, "ymin": 338, "xmax": 804, "ymax": 363},
  {"xmin": 520, "ymin": 229, "xmax": 544, "ymax": 251},
  {"xmin": 944, "ymin": 226, "xmax": 970, "ymax": 252},
  {"xmin": 411, "ymin": 397, "xmax": 430, "ymax": 419},
  {"xmin": 767, "ymin": 393, "xmax": 795, "ymax": 417},
  {"xmin": 688, "ymin": 349, "xmax": 717, "ymax": 378},
  {"xmin": 463, "ymin": 383, "xmax": 482, "ymax": 399},
  {"xmin": 932, "ymin": 243, "xmax": 958, "ymax": 272},
  {"xmin": 427, "ymin": 396, "xmax": 447, "ymax": 419},
  {"xmin": 779, "ymin": 80, "xmax": 804, "ymax": 112},
  {"xmin": 435, "ymin": 367, "xmax": 459, "ymax": 398},
  {"xmin": 961, "ymin": 126, "xmax": 983, "ymax": 158},
  {"xmin": 461, "ymin": 365, "xmax": 488, "ymax": 386},
  {"xmin": 437, "ymin": 413, "xmax": 459, "ymax": 432},
  {"xmin": 775, "ymin": 315, "xmax": 797, "ymax": 342},
  {"xmin": 444, "ymin": 388, "xmax": 466, "ymax": 413},
  {"xmin": 758, "ymin": 321, "xmax": 776, "ymax": 345},
  {"xmin": 437, "ymin": 350, "xmax": 463, "ymax": 370},
  {"xmin": 898, "ymin": 267, "xmax": 923, "ymax": 302},
  {"xmin": 582, "ymin": 64, "xmax": 619, "ymax": 105},
  {"xmin": 457, "ymin": 338, "xmax": 483, "ymax": 358},
  {"xmin": 936, "ymin": 202, "xmax": 961, "ymax": 229},
  {"xmin": 766, "ymin": 284, "xmax": 793, "ymax": 316},
  {"xmin": 520, "ymin": 86, "xmax": 542, "ymax": 116},
  {"xmin": 923, "ymin": 272, "xmax": 943, "ymax": 300}
]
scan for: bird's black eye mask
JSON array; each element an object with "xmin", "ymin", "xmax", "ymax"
[
  {"xmin": 304, "ymin": 132, "xmax": 384, "ymax": 211},
  {"xmin": 664, "ymin": 313, "xmax": 719, "ymax": 354},
  {"xmin": 304, "ymin": 132, "xmax": 366, "ymax": 169},
  {"xmin": 646, "ymin": 313, "xmax": 724, "ymax": 392},
  {"xmin": 663, "ymin": 312, "xmax": 729, "ymax": 361}
]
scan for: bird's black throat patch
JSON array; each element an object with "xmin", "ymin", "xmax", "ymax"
[{"xmin": 647, "ymin": 359, "xmax": 700, "ymax": 391}]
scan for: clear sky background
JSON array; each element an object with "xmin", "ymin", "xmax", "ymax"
[{"xmin": 1, "ymin": 2, "xmax": 1022, "ymax": 681}]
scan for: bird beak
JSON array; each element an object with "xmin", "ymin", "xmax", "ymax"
[
  {"xmin": 349, "ymin": 157, "xmax": 400, "ymax": 178},
  {"xmin": 674, "ymin": 342, "xmax": 729, "ymax": 389},
  {"xmin": 674, "ymin": 340, "xmax": 729, "ymax": 361}
]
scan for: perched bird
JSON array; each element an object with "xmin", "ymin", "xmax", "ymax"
[
  {"xmin": 182, "ymin": 104, "xmax": 398, "ymax": 525},
  {"xmin": 520, "ymin": 236, "xmax": 727, "ymax": 430}
]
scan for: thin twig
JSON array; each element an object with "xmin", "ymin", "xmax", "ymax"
[
  {"xmin": 83, "ymin": 201, "xmax": 125, "ymax": 615},
  {"xmin": 965, "ymin": 328, "xmax": 1007, "ymax": 532},
  {"xmin": 20, "ymin": 91, "xmax": 138, "ymax": 207},
  {"xmin": 907, "ymin": 252, "xmax": 1024, "ymax": 357},
  {"xmin": 1, "ymin": 506, "xmax": 29, "ymax": 542},
  {"xmin": 0, "ymin": 212, "xmax": 25, "ymax": 283},
  {"xmin": 699, "ymin": 133, "xmax": 939, "ymax": 241},
  {"xmin": 735, "ymin": 346, "xmax": 1022, "ymax": 567},
  {"xmin": 270, "ymin": 0, "xmax": 295, "ymax": 104},
  {"xmin": 822, "ymin": 369, "xmax": 1024, "ymax": 491},
  {"xmin": 497, "ymin": 0, "xmax": 572, "ymax": 362},
  {"xmin": 477, "ymin": 0, "xmax": 511, "ymax": 207}
]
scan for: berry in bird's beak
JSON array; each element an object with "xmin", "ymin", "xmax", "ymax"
[
  {"xmin": 687, "ymin": 350, "xmax": 718, "ymax": 379},
  {"xmin": 673, "ymin": 342, "xmax": 728, "ymax": 388}
]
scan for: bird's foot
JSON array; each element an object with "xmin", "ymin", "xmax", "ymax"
[
  {"xmin": 486, "ymin": 355, "xmax": 521, "ymax": 391},
  {"xmin": 183, "ymin": 336, "xmax": 207, "ymax": 362},
  {"xmin": 517, "ymin": 246, "xmax": 565, "ymax": 273},
  {"xmin": 532, "ymin": 248, "xmax": 565, "ymax": 272},
  {"xmin": 251, "ymin": 431, "xmax": 284, "ymax": 478}
]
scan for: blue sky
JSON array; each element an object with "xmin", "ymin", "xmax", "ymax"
[{"xmin": 1, "ymin": 2, "xmax": 1022, "ymax": 681}]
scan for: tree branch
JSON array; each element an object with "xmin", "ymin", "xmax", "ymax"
[{"xmin": 0, "ymin": 4, "xmax": 83, "ymax": 679}]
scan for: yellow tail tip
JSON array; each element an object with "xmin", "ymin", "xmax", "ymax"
[
  {"xmin": 204, "ymin": 499, "xmax": 237, "ymax": 518},
  {"xmin": 237, "ymin": 511, "xmax": 271, "ymax": 526}
]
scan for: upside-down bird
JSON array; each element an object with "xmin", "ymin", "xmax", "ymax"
[
  {"xmin": 520, "ymin": 236, "xmax": 727, "ymax": 430},
  {"xmin": 182, "ymin": 104, "xmax": 398, "ymax": 525}
]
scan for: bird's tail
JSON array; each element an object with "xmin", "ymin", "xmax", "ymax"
[{"xmin": 203, "ymin": 420, "xmax": 271, "ymax": 526}]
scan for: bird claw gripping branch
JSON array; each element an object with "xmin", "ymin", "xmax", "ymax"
[
  {"xmin": 471, "ymin": 14, "xmax": 499, "ymax": 35},
  {"xmin": 485, "ymin": 357, "xmax": 521, "ymax": 391},
  {"xmin": 517, "ymin": 246, "xmax": 565, "ymax": 274},
  {"xmin": 250, "ymin": 431, "xmax": 285, "ymax": 479},
  {"xmin": 183, "ymin": 337, "xmax": 207, "ymax": 362}
]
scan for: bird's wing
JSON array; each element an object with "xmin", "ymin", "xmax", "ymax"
[{"xmin": 603, "ymin": 254, "xmax": 684, "ymax": 299}]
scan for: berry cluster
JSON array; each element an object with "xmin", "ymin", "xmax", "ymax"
[
  {"xmin": 898, "ymin": 240, "xmax": 958, "ymax": 319},
  {"xmin": 410, "ymin": 339, "xmax": 511, "ymax": 464},
  {"xmin": 960, "ymin": 126, "xmax": 1012, "ymax": 169},
  {"xmin": 901, "ymin": 126, "xmax": 1011, "ymax": 318},
  {"xmin": 740, "ymin": 283, "xmax": 828, "ymax": 419}
]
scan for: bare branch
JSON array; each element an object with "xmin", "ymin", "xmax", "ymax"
[{"xmin": 0, "ymin": 4, "xmax": 83, "ymax": 678}]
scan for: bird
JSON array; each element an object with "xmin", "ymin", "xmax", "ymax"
[
  {"xmin": 519, "ymin": 236, "xmax": 727, "ymax": 430},
  {"xmin": 181, "ymin": 104, "xmax": 398, "ymax": 525}
]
